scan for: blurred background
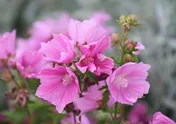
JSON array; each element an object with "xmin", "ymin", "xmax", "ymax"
[{"xmin": 0, "ymin": 0, "xmax": 176, "ymax": 121}]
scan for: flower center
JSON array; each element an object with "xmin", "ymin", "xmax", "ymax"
[
  {"xmin": 82, "ymin": 57, "xmax": 94, "ymax": 65},
  {"xmin": 114, "ymin": 76, "xmax": 128, "ymax": 88},
  {"xmin": 25, "ymin": 66, "xmax": 33, "ymax": 74},
  {"xmin": 62, "ymin": 74, "xmax": 73, "ymax": 86}
]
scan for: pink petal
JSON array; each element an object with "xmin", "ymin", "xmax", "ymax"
[
  {"xmin": 36, "ymin": 66, "xmax": 79, "ymax": 113},
  {"xmin": 40, "ymin": 34, "xmax": 74, "ymax": 64},
  {"xmin": 68, "ymin": 19, "xmax": 108, "ymax": 44}
]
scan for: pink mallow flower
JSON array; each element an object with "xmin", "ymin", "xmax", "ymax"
[
  {"xmin": 76, "ymin": 53, "xmax": 114, "ymax": 76},
  {"xmin": 106, "ymin": 62, "xmax": 151, "ymax": 105},
  {"xmin": 68, "ymin": 18, "xmax": 114, "ymax": 75},
  {"xmin": 74, "ymin": 84, "xmax": 103, "ymax": 114},
  {"xmin": 91, "ymin": 11, "xmax": 114, "ymax": 34},
  {"xmin": 76, "ymin": 36, "xmax": 114, "ymax": 75},
  {"xmin": 29, "ymin": 13, "xmax": 70, "ymax": 43},
  {"xmin": 35, "ymin": 65, "xmax": 79, "ymax": 113},
  {"xmin": 16, "ymin": 38, "xmax": 41, "ymax": 58},
  {"xmin": 128, "ymin": 102, "xmax": 151, "ymax": 124},
  {"xmin": 151, "ymin": 112, "xmax": 176, "ymax": 124},
  {"xmin": 68, "ymin": 18, "xmax": 108, "ymax": 45},
  {"xmin": 16, "ymin": 50, "xmax": 50, "ymax": 78},
  {"xmin": 0, "ymin": 30, "xmax": 16, "ymax": 59},
  {"xmin": 133, "ymin": 42, "xmax": 145, "ymax": 55},
  {"xmin": 40, "ymin": 34, "xmax": 75, "ymax": 64}
]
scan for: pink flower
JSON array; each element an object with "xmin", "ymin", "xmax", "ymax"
[
  {"xmin": 35, "ymin": 65, "xmax": 79, "ymax": 113},
  {"xmin": 151, "ymin": 112, "xmax": 176, "ymax": 124},
  {"xmin": 106, "ymin": 62, "xmax": 150, "ymax": 105},
  {"xmin": 40, "ymin": 34, "xmax": 75, "ymax": 64},
  {"xmin": 0, "ymin": 30, "xmax": 16, "ymax": 59},
  {"xmin": 29, "ymin": 13, "xmax": 70, "ymax": 42},
  {"xmin": 74, "ymin": 84, "xmax": 103, "ymax": 114},
  {"xmin": 76, "ymin": 53, "xmax": 114, "ymax": 75},
  {"xmin": 16, "ymin": 50, "xmax": 50, "ymax": 78},
  {"xmin": 133, "ymin": 42, "xmax": 145, "ymax": 55},
  {"xmin": 91, "ymin": 11, "xmax": 111, "ymax": 25},
  {"xmin": 128, "ymin": 102, "xmax": 151, "ymax": 124},
  {"xmin": 91, "ymin": 11, "xmax": 114, "ymax": 34},
  {"xmin": 76, "ymin": 36, "xmax": 114, "ymax": 75},
  {"xmin": 68, "ymin": 19, "xmax": 108, "ymax": 44},
  {"xmin": 61, "ymin": 113, "xmax": 96, "ymax": 124},
  {"xmin": 16, "ymin": 38, "xmax": 41, "ymax": 57},
  {"xmin": 79, "ymin": 36, "xmax": 111, "ymax": 57}
]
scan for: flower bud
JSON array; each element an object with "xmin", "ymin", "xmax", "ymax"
[
  {"xmin": 1, "ymin": 69, "xmax": 12, "ymax": 82},
  {"xmin": 5, "ymin": 85, "xmax": 19, "ymax": 100},
  {"xmin": 119, "ymin": 15, "xmax": 126, "ymax": 24},
  {"xmin": 111, "ymin": 33, "xmax": 122, "ymax": 46},
  {"xmin": 97, "ymin": 99, "xmax": 104, "ymax": 109},
  {"xmin": 127, "ymin": 14, "xmax": 137, "ymax": 22},
  {"xmin": 125, "ymin": 54, "xmax": 134, "ymax": 62},
  {"xmin": 118, "ymin": 14, "xmax": 139, "ymax": 33},
  {"xmin": 125, "ymin": 40, "xmax": 136, "ymax": 51},
  {"xmin": 122, "ymin": 24, "xmax": 131, "ymax": 33},
  {"xmin": 15, "ymin": 89, "xmax": 28, "ymax": 107}
]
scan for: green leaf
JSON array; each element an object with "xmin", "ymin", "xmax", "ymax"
[
  {"xmin": 102, "ymin": 89, "xmax": 110, "ymax": 112},
  {"xmin": 99, "ymin": 85, "xmax": 108, "ymax": 90},
  {"xmin": 3, "ymin": 108, "xmax": 27, "ymax": 124},
  {"xmin": 27, "ymin": 79, "xmax": 40, "ymax": 93},
  {"xmin": 87, "ymin": 71, "xmax": 97, "ymax": 81},
  {"xmin": 28, "ymin": 101, "xmax": 66, "ymax": 124},
  {"xmin": 131, "ymin": 54, "xmax": 139, "ymax": 62}
]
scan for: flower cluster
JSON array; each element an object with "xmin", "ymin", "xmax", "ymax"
[{"xmin": 0, "ymin": 12, "xmax": 175, "ymax": 124}]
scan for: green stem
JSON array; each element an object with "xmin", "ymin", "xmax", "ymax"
[
  {"xmin": 73, "ymin": 112, "xmax": 77, "ymax": 124},
  {"xmin": 16, "ymin": 70, "xmax": 25, "ymax": 88},
  {"xmin": 26, "ymin": 105, "xmax": 32, "ymax": 124},
  {"xmin": 123, "ymin": 32, "xmax": 128, "ymax": 41},
  {"xmin": 113, "ymin": 102, "xmax": 118, "ymax": 124},
  {"xmin": 120, "ymin": 45, "xmax": 125, "ymax": 66},
  {"xmin": 113, "ymin": 31, "xmax": 129, "ymax": 124},
  {"xmin": 120, "ymin": 32, "xmax": 128, "ymax": 66},
  {"xmin": 11, "ymin": 75, "xmax": 20, "ymax": 88}
]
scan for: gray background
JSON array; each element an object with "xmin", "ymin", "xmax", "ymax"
[{"xmin": 0, "ymin": 0, "xmax": 176, "ymax": 120}]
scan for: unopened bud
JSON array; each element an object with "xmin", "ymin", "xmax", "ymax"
[
  {"xmin": 118, "ymin": 14, "xmax": 139, "ymax": 33},
  {"xmin": 15, "ymin": 89, "xmax": 28, "ymax": 107},
  {"xmin": 5, "ymin": 85, "xmax": 19, "ymax": 100},
  {"xmin": 127, "ymin": 14, "xmax": 139, "ymax": 26},
  {"xmin": 125, "ymin": 54, "xmax": 134, "ymax": 62},
  {"xmin": 97, "ymin": 100, "xmax": 104, "ymax": 109},
  {"xmin": 129, "ymin": 14, "xmax": 136, "ymax": 20},
  {"xmin": 125, "ymin": 40, "xmax": 136, "ymax": 51},
  {"xmin": 1, "ymin": 70, "xmax": 12, "ymax": 82},
  {"xmin": 122, "ymin": 24, "xmax": 131, "ymax": 33},
  {"xmin": 119, "ymin": 15, "xmax": 126, "ymax": 24},
  {"xmin": 111, "ymin": 33, "xmax": 122, "ymax": 46}
]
